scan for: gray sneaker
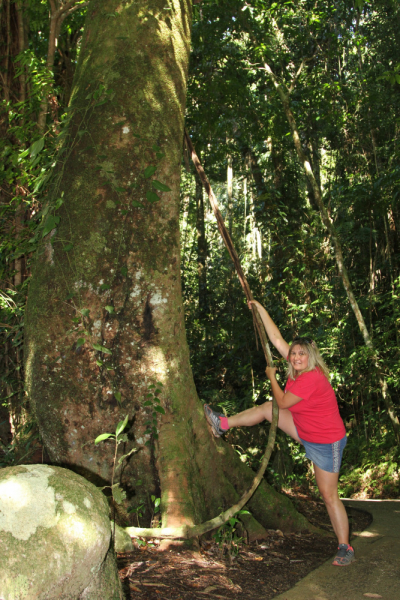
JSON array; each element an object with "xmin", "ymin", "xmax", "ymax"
[
  {"xmin": 332, "ymin": 544, "xmax": 355, "ymax": 566},
  {"xmin": 204, "ymin": 404, "xmax": 226, "ymax": 437}
]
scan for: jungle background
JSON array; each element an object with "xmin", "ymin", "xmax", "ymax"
[{"xmin": 1, "ymin": 0, "xmax": 399, "ymax": 511}]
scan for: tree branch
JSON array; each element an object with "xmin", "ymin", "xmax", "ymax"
[{"xmin": 288, "ymin": 59, "xmax": 305, "ymax": 94}]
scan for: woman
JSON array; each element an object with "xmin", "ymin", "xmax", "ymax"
[{"xmin": 204, "ymin": 300, "xmax": 354, "ymax": 567}]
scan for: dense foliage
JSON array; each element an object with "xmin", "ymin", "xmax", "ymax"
[{"xmin": 1, "ymin": 0, "xmax": 399, "ymax": 498}]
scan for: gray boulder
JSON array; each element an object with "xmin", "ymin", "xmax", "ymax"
[
  {"xmin": 111, "ymin": 522, "xmax": 134, "ymax": 553},
  {"xmin": 0, "ymin": 464, "xmax": 123, "ymax": 600}
]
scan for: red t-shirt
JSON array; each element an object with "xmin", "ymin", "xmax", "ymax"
[{"xmin": 285, "ymin": 369, "xmax": 345, "ymax": 444}]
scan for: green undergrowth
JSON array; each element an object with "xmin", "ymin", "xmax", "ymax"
[{"xmin": 339, "ymin": 431, "xmax": 400, "ymax": 498}]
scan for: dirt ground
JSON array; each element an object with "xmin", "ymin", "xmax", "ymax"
[{"xmin": 117, "ymin": 491, "xmax": 372, "ymax": 600}]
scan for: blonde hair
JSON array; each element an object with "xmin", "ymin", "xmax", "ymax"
[{"xmin": 286, "ymin": 337, "xmax": 330, "ymax": 380}]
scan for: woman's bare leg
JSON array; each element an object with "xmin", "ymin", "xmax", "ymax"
[
  {"xmin": 313, "ymin": 464, "xmax": 349, "ymax": 545},
  {"xmin": 227, "ymin": 401, "xmax": 301, "ymax": 442}
]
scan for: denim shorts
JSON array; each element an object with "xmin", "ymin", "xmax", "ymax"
[{"xmin": 300, "ymin": 435, "xmax": 347, "ymax": 473}]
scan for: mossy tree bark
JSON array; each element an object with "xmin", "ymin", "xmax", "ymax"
[{"xmin": 25, "ymin": 0, "xmax": 311, "ymax": 538}]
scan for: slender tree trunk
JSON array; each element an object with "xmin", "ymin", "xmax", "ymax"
[
  {"xmin": 195, "ymin": 171, "xmax": 207, "ymax": 317},
  {"xmin": 3, "ymin": 0, "xmax": 11, "ymax": 102},
  {"xmin": 15, "ymin": 0, "xmax": 26, "ymax": 103},
  {"xmin": 227, "ymin": 154, "xmax": 233, "ymax": 236},
  {"xmin": 37, "ymin": 0, "xmax": 85, "ymax": 131},
  {"xmin": 25, "ymin": 0, "xmax": 310, "ymax": 539},
  {"xmin": 263, "ymin": 61, "xmax": 400, "ymax": 441}
]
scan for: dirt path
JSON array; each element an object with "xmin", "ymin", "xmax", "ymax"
[{"xmin": 117, "ymin": 494, "xmax": 372, "ymax": 599}]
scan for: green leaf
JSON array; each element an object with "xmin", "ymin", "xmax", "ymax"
[
  {"xmin": 116, "ymin": 414, "xmax": 129, "ymax": 436},
  {"xmin": 117, "ymin": 447, "xmax": 137, "ymax": 466},
  {"xmin": 152, "ymin": 180, "xmax": 171, "ymax": 192},
  {"xmin": 42, "ymin": 215, "xmax": 60, "ymax": 238},
  {"xmin": 131, "ymin": 200, "xmax": 144, "ymax": 208},
  {"xmin": 120, "ymin": 267, "xmax": 128, "ymax": 277},
  {"xmin": 154, "ymin": 405, "xmax": 165, "ymax": 415},
  {"xmin": 146, "ymin": 191, "xmax": 160, "ymax": 203},
  {"xmin": 81, "ymin": 308, "xmax": 90, "ymax": 317},
  {"xmin": 95, "ymin": 433, "xmax": 114, "ymax": 444},
  {"xmin": 100, "ymin": 283, "xmax": 110, "ymax": 291},
  {"xmin": 111, "ymin": 483, "xmax": 126, "ymax": 504},
  {"xmin": 96, "ymin": 360, "xmax": 103, "ymax": 367},
  {"xmin": 76, "ymin": 337, "xmax": 85, "ymax": 349},
  {"xmin": 144, "ymin": 166, "xmax": 157, "ymax": 178},
  {"xmin": 55, "ymin": 196, "xmax": 64, "ymax": 210},
  {"xmin": 105, "ymin": 305, "xmax": 115, "ymax": 314},
  {"xmin": 65, "ymin": 292, "xmax": 75, "ymax": 300},
  {"xmin": 114, "ymin": 186, "xmax": 126, "ymax": 193},
  {"xmin": 63, "ymin": 243, "xmax": 74, "ymax": 252},
  {"xmin": 143, "ymin": 400, "xmax": 152, "ymax": 406},
  {"xmin": 30, "ymin": 137, "xmax": 44, "ymax": 158},
  {"xmin": 92, "ymin": 343, "xmax": 112, "ymax": 354},
  {"xmin": 114, "ymin": 391, "xmax": 122, "ymax": 404}
]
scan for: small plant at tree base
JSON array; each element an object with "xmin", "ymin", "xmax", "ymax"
[
  {"xmin": 94, "ymin": 415, "xmax": 137, "ymax": 505},
  {"xmin": 150, "ymin": 494, "xmax": 161, "ymax": 527},
  {"xmin": 213, "ymin": 509, "xmax": 250, "ymax": 563},
  {"xmin": 128, "ymin": 502, "xmax": 145, "ymax": 527}
]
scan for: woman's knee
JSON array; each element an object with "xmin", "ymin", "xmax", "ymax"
[
  {"xmin": 259, "ymin": 401, "xmax": 273, "ymax": 422},
  {"xmin": 319, "ymin": 488, "xmax": 338, "ymax": 506}
]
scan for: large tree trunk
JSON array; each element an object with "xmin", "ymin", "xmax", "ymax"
[{"xmin": 25, "ymin": 0, "xmax": 311, "ymax": 539}]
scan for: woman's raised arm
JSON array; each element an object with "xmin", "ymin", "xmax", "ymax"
[{"xmin": 249, "ymin": 301, "xmax": 290, "ymax": 359}]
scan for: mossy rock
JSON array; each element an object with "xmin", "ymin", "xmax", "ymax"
[
  {"xmin": 0, "ymin": 464, "xmax": 123, "ymax": 600},
  {"xmin": 111, "ymin": 522, "xmax": 134, "ymax": 553}
]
